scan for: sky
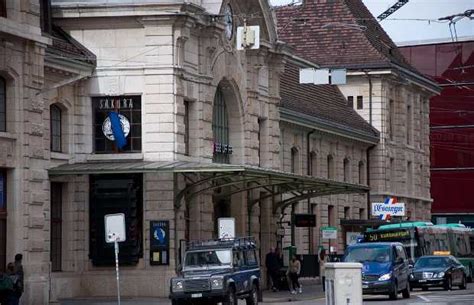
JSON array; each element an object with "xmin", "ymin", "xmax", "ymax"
[{"xmin": 269, "ymin": 0, "xmax": 474, "ymax": 44}]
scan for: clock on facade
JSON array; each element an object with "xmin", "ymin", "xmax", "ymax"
[{"xmin": 223, "ymin": 4, "xmax": 233, "ymax": 40}]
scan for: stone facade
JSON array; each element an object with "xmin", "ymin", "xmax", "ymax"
[{"xmin": 338, "ymin": 74, "xmax": 433, "ymax": 220}]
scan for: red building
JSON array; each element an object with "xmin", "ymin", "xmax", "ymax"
[{"xmin": 400, "ymin": 39, "xmax": 474, "ymax": 227}]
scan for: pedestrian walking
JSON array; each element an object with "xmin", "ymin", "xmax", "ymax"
[
  {"xmin": 5, "ymin": 263, "xmax": 20, "ymax": 305},
  {"xmin": 0, "ymin": 271, "xmax": 13, "ymax": 305},
  {"xmin": 12, "ymin": 254, "xmax": 23, "ymax": 305},
  {"xmin": 318, "ymin": 248, "xmax": 328, "ymax": 292},
  {"xmin": 265, "ymin": 247, "xmax": 281, "ymax": 291},
  {"xmin": 287, "ymin": 255, "xmax": 301, "ymax": 294}
]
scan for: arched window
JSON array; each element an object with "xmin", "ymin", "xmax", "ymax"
[
  {"xmin": 358, "ymin": 161, "xmax": 365, "ymax": 184},
  {"xmin": 310, "ymin": 151, "xmax": 317, "ymax": 177},
  {"xmin": 212, "ymin": 86, "xmax": 230, "ymax": 164},
  {"xmin": 50, "ymin": 104, "xmax": 62, "ymax": 152},
  {"xmin": 291, "ymin": 147, "xmax": 299, "ymax": 174},
  {"xmin": 343, "ymin": 158, "xmax": 350, "ymax": 182},
  {"xmin": 327, "ymin": 155, "xmax": 334, "ymax": 179},
  {"xmin": 0, "ymin": 77, "xmax": 5, "ymax": 132}
]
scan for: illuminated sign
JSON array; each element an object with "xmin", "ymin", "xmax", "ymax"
[
  {"xmin": 433, "ymin": 251, "xmax": 450, "ymax": 256},
  {"xmin": 364, "ymin": 230, "xmax": 411, "ymax": 242},
  {"xmin": 294, "ymin": 214, "xmax": 316, "ymax": 227}
]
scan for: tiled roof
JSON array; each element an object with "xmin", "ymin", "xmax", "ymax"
[
  {"xmin": 275, "ymin": 0, "xmax": 415, "ymax": 71},
  {"xmin": 280, "ymin": 61, "xmax": 379, "ymax": 140},
  {"xmin": 46, "ymin": 26, "xmax": 96, "ymax": 67}
]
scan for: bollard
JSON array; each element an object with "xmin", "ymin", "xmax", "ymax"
[{"xmin": 324, "ymin": 263, "xmax": 362, "ymax": 305}]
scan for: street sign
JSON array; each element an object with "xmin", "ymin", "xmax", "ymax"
[
  {"xmin": 218, "ymin": 217, "xmax": 235, "ymax": 239},
  {"xmin": 321, "ymin": 226, "xmax": 337, "ymax": 240},
  {"xmin": 104, "ymin": 213, "xmax": 126, "ymax": 305},
  {"xmin": 105, "ymin": 213, "xmax": 126, "ymax": 243},
  {"xmin": 293, "ymin": 214, "xmax": 316, "ymax": 227},
  {"xmin": 371, "ymin": 202, "xmax": 405, "ymax": 218}
]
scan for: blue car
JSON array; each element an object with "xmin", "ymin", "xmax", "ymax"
[{"xmin": 343, "ymin": 242, "xmax": 411, "ymax": 300}]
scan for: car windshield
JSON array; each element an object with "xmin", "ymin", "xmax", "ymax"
[
  {"xmin": 414, "ymin": 257, "xmax": 450, "ymax": 269},
  {"xmin": 345, "ymin": 246, "xmax": 391, "ymax": 263},
  {"xmin": 184, "ymin": 250, "xmax": 232, "ymax": 268}
]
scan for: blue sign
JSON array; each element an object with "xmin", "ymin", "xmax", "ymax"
[{"xmin": 150, "ymin": 220, "xmax": 169, "ymax": 266}]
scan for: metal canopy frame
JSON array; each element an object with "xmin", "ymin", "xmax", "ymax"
[{"xmin": 49, "ymin": 160, "xmax": 369, "ymax": 213}]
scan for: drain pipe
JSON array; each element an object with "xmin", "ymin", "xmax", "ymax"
[
  {"xmin": 365, "ymin": 71, "xmax": 374, "ymax": 219},
  {"xmin": 307, "ymin": 129, "xmax": 316, "ymax": 253}
]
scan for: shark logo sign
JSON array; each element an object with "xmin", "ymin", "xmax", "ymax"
[{"xmin": 371, "ymin": 197, "xmax": 405, "ymax": 220}]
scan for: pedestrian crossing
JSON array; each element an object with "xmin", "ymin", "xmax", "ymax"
[{"xmin": 409, "ymin": 293, "xmax": 474, "ymax": 304}]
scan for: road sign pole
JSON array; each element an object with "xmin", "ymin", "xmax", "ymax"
[{"xmin": 114, "ymin": 239, "xmax": 121, "ymax": 305}]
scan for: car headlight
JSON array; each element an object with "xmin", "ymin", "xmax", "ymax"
[
  {"xmin": 435, "ymin": 272, "xmax": 445, "ymax": 278},
  {"xmin": 409, "ymin": 273, "xmax": 414, "ymax": 279},
  {"xmin": 378, "ymin": 273, "xmax": 392, "ymax": 281},
  {"xmin": 211, "ymin": 277, "xmax": 224, "ymax": 290},
  {"xmin": 171, "ymin": 279, "xmax": 184, "ymax": 292}
]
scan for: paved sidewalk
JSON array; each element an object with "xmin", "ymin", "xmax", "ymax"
[
  {"xmin": 262, "ymin": 278, "xmax": 324, "ymax": 303},
  {"xmin": 59, "ymin": 278, "xmax": 324, "ymax": 305}
]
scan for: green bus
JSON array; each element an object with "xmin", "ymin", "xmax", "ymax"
[{"xmin": 363, "ymin": 222, "xmax": 474, "ymax": 282}]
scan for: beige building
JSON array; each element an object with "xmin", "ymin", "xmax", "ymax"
[{"xmin": 1, "ymin": 0, "xmax": 384, "ymax": 303}]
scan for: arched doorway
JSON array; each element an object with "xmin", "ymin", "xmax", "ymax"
[{"xmin": 211, "ymin": 81, "xmax": 243, "ymax": 236}]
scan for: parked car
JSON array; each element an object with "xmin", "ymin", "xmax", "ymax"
[
  {"xmin": 343, "ymin": 242, "xmax": 411, "ymax": 300},
  {"xmin": 409, "ymin": 255, "xmax": 467, "ymax": 291},
  {"xmin": 169, "ymin": 237, "xmax": 261, "ymax": 305}
]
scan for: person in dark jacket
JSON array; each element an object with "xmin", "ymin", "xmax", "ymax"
[{"xmin": 265, "ymin": 247, "xmax": 281, "ymax": 291}]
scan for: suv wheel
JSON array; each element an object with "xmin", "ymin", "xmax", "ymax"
[
  {"xmin": 224, "ymin": 285, "xmax": 237, "ymax": 305},
  {"xmin": 389, "ymin": 282, "xmax": 398, "ymax": 300},
  {"xmin": 246, "ymin": 283, "xmax": 259, "ymax": 305},
  {"xmin": 402, "ymin": 282, "xmax": 410, "ymax": 299}
]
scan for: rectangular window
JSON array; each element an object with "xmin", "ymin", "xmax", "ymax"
[
  {"xmin": 0, "ymin": 170, "xmax": 6, "ymax": 272},
  {"xmin": 328, "ymin": 205, "xmax": 335, "ymax": 227},
  {"xmin": 89, "ymin": 174, "xmax": 143, "ymax": 266},
  {"xmin": 344, "ymin": 207, "xmax": 351, "ymax": 219},
  {"xmin": 184, "ymin": 101, "xmax": 190, "ymax": 156},
  {"xmin": 407, "ymin": 104, "xmax": 412, "ymax": 145},
  {"xmin": 390, "ymin": 158, "xmax": 395, "ymax": 191},
  {"xmin": 0, "ymin": 77, "xmax": 6, "ymax": 132},
  {"xmin": 245, "ymin": 250, "xmax": 258, "ymax": 266},
  {"xmin": 407, "ymin": 161, "xmax": 413, "ymax": 194},
  {"xmin": 51, "ymin": 182, "xmax": 62, "ymax": 272},
  {"xmin": 356, "ymin": 96, "xmax": 363, "ymax": 109},
  {"xmin": 50, "ymin": 105, "xmax": 62, "ymax": 152},
  {"xmin": 347, "ymin": 96, "xmax": 354, "ymax": 108},
  {"xmin": 0, "ymin": 0, "xmax": 6, "ymax": 18},
  {"xmin": 389, "ymin": 99, "xmax": 394, "ymax": 141},
  {"xmin": 40, "ymin": 0, "xmax": 52, "ymax": 33},
  {"xmin": 359, "ymin": 208, "xmax": 366, "ymax": 220},
  {"xmin": 93, "ymin": 96, "xmax": 142, "ymax": 154}
]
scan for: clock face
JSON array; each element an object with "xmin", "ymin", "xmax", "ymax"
[{"xmin": 223, "ymin": 4, "xmax": 233, "ymax": 40}]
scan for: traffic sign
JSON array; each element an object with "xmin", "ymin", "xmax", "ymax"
[{"xmin": 321, "ymin": 226, "xmax": 337, "ymax": 240}]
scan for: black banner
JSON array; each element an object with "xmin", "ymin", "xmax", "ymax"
[
  {"xmin": 294, "ymin": 214, "xmax": 316, "ymax": 227},
  {"xmin": 150, "ymin": 220, "xmax": 170, "ymax": 265}
]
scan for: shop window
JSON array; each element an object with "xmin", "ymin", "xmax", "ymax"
[
  {"xmin": 93, "ymin": 96, "xmax": 142, "ymax": 153},
  {"xmin": 212, "ymin": 87, "xmax": 231, "ymax": 164},
  {"xmin": 347, "ymin": 96, "xmax": 354, "ymax": 108},
  {"xmin": 50, "ymin": 182, "xmax": 62, "ymax": 271},
  {"xmin": 89, "ymin": 174, "xmax": 143, "ymax": 266},
  {"xmin": 50, "ymin": 104, "xmax": 62, "ymax": 152},
  {"xmin": 0, "ymin": 77, "xmax": 5, "ymax": 132},
  {"xmin": 0, "ymin": 170, "xmax": 6, "ymax": 272},
  {"xmin": 357, "ymin": 96, "xmax": 363, "ymax": 109}
]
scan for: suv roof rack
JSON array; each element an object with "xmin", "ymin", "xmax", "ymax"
[{"xmin": 186, "ymin": 237, "xmax": 256, "ymax": 250}]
